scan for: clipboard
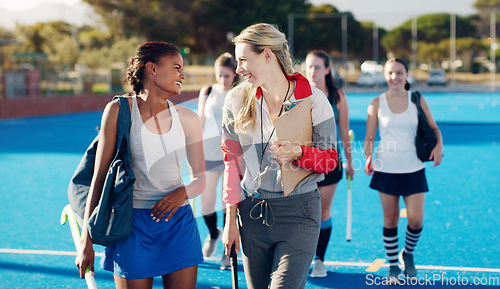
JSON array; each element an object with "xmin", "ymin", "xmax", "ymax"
[{"xmin": 275, "ymin": 97, "xmax": 313, "ymax": 196}]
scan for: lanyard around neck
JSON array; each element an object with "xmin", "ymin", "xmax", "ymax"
[{"xmin": 258, "ymin": 80, "xmax": 291, "ymax": 176}]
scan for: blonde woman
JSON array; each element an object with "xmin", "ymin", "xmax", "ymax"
[{"xmin": 221, "ymin": 23, "xmax": 338, "ymax": 289}]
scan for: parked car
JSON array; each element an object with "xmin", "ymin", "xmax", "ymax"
[
  {"xmin": 356, "ymin": 72, "xmax": 387, "ymax": 87},
  {"xmin": 427, "ymin": 69, "xmax": 447, "ymax": 86}
]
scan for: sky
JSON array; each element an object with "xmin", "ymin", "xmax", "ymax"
[
  {"xmin": 311, "ymin": 0, "xmax": 478, "ymax": 29},
  {"xmin": 0, "ymin": 0, "xmax": 478, "ymax": 29},
  {"xmin": 0, "ymin": 0, "xmax": 80, "ymax": 10}
]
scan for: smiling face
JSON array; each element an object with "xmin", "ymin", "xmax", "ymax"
[
  {"xmin": 384, "ymin": 61, "xmax": 408, "ymax": 90},
  {"xmin": 235, "ymin": 43, "xmax": 267, "ymax": 88},
  {"xmin": 215, "ymin": 65, "xmax": 237, "ymax": 90},
  {"xmin": 305, "ymin": 54, "xmax": 330, "ymax": 88},
  {"xmin": 151, "ymin": 53, "xmax": 185, "ymax": 95}
]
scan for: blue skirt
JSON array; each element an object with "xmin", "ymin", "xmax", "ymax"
[{"xmin": 102, "ymin": 205, "xmax": 203, "ymax": 279}]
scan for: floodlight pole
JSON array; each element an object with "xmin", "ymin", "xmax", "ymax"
[
  {"xmin": 287, "ymin": 12, "xmax": 350, "ymax": 87},
  {"xmin": 288, "ymin": 14, "xmax": 294, "ymax": 53},
  {"xmin": 490, "ymin": 11, "xmax": 496, "ymax": 92},
  {"xmin": 288, "ymin": 13, "xmax": 348, "ymax": 59},
  {"xmin": 341, "ymin": 13, "xmax": 348, "ymax": 70},
  {"xmin": 373, "ymin": 24, "xmax": 379, "ymax": 63},
  {"xmin": 411, "ymin": 17, "xmax": 418, "ymax": 71},
  {"xmin": 450, "ymin": 14, "xmax": 456, "ymax": 87}
]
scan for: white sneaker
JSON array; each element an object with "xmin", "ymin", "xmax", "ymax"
[
  {"xmin": 220, "ymin": 254, "xmax": 231, "ymax": 270},
  {"xmin": 202, "ymin": 227, "xmax": 222, "ymax": 258},
  {"xmin": 310, "ymin": 258, "xmax": 327, "ymax": 278}
]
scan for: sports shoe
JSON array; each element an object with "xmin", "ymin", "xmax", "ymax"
[
  {"xmin": 202, "ymin": 227, "xmax": 222, "ymax": 258},
  {"xmin": 310, "ymin": 258, "xmax": 327, "ymax": 278},
  {"xmin": 399, "ymin": 249, "xmax": 417, "ymax": 278},
  {"xmin": 387, "ymin": 265, "xmax": 402, "ymax": 285},
  {"xmin": 220, "ymin": 254, "xmax": 231, "ymax": 270}
]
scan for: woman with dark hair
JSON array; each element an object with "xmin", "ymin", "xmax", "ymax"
[
  {"xmin": 75, "ymin": 41, "xmax": 206, "ymax": 289},
  {"xmin": 364, "ymin": 58, "xmax": 443, "ymax": 284},
  {"xmin": 197, "ymin": 52, "xmax": 239, "ymax": 269},
  {"xmin": 305, "ymin": 50, "xmax": 354, "ymax": 278}
]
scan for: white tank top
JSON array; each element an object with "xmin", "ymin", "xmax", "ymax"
[
  {"xmin": 202, "ymin": 84, "xmax": 228, "ymax": 161},
  {"xmin": 373, "ymin": 92, "xmax": 425, "ymax": 173},
  {"xmin": 129, "ymin": 95, "xmax": 187, "ymax": 208}
]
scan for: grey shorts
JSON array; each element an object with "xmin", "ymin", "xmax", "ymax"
[{"xmin": 238, "ymin": 190, "xmax": 321, "ymax": 289}]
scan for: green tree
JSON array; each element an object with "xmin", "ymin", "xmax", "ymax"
[
  {"xmin": 381, "ymin": 13, "xmax": 477, "ymax": 60},
  {"xmin": 189, "ymin": 0, "xmax": 310, "ymax": 56},
  {"xmin": 418, "ymin": 37, "xmax": 487, "ymax": 70},
  {"xmin": 474, "ymin": 0, "xmax": 500, "ymax": 11},
  {"xmin": 107, "ymin": 36, "xmax": 142, "ymax": 65},
  {"xmin": 51, "ymin": 35, "xmax": 79, "ymax": 69},
  {"xmin": 358, "ymin": 22, "xmax": 387, "ymax": 63},
  {"xmin": 291, "ymin": 4, "xmax": 366, "ymax": 59},
  {"xmin": 83, "ymin": 0, "xmax": 310, "ymax": 57},
  {"xmin": 78, "ymin": 26, "xmax": 114, "ymax": 50},
  {"xmin": 15, "ymin": 21, "xmax": 73, "ymax": 53},
  {"xmin": 14, "ymin": 21, "xmax": 77, "ymax": 71},
  {"xmin": 473, "ymin": 0, "xmax": 500, "ymax": 39}
]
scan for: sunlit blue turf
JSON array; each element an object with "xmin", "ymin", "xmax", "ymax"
[{"xmin": 0, "ymin": 92, "xmax": 499, "ymax": 288}]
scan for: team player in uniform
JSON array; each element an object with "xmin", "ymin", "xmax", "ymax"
[
  {"xmin": 364, "ymin": 58, "xmax": 442, "ymax": 284},
  {"xmin": 76, "ymin": 41, "xmax": 206, "ymax": 289},
  {"xmin": 305, "ymin": 50, "xmax": 355, "ymax": 278},
  {"xmin": 198, "ymin": 52, "xmax": 239, "ymax": 269}
]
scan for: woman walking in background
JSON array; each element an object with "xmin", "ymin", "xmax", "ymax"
[
  {"xmin": 364, "ymin": 58, "xmax": 442, "ymax": 284},
  {"xmin": 305, "ymin": 50, "xmax": 354, "ymax": 278},
  {"xmin": 197, "ymin": 52, "xmax": 239, "ymax": 270},
  {"xmin": 222, "ymin": 23, "xmax": 338, "ymax": 289},
  {"xmin": 76, "ymin": 41, "xmax": 206, "ymax": 289}
]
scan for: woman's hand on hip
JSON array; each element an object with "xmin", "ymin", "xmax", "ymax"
[{"xmin": 151, "ymin": 186, "xmax": 188, "ymax": 222}]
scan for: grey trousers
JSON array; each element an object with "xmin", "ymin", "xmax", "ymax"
[{"xmin": 238, "ymin": 190, "xmax": 321, "ymax": 289}]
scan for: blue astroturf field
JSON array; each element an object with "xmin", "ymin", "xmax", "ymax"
[{"xmin": 0, "ymin": 91, "xmax": 499, "ymax": 288}]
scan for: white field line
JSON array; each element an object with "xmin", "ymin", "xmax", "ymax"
[
  {"xmin": 1, "ymin": 248, "xmax": 498, "ymax": 273},
  {"xmin": 323, "ymin": 260, "xmax": 500, "ymax": 273},
  {"xmin": 0, "ymin": 248, "xmax": 104, "ymax": 257}
]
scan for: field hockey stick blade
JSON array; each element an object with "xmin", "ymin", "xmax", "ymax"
[{"xmin": 61, "ymin": 205, "xmax": 98, "ymax": 289}]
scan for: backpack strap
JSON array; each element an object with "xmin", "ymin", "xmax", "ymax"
[
  {"xmin": 113, "ymin": 95, "xmax": 132, "ymax": 146},
  {"xmin": 410, "ymin": 91, "xmax": 421, "ymax": 107},
  {"xmin": 206, "ymin": 86, "xmax": 212, "ymax": 98}
]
